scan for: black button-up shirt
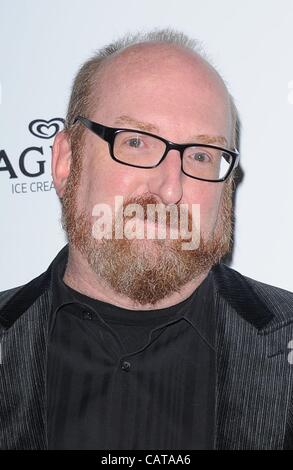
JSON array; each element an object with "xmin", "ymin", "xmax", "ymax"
[{"xmin": 47, "ymin": 251, "xmax": 216, "ymax": 450}]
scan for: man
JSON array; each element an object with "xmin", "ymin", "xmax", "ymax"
[{"xmin": 1, "ymin": 29, "xmax": 293, "ymax": 450}]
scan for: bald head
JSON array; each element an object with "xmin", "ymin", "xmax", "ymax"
[
  {"xmin": 66, "ymin": 30, "xmax": 239, "ymax": 152},
  {"xmin": 103, "ymin": 41, "xmax": 225, "ymax": 88},
  {"xmin": 87, "ymin": 42, "xmax": 232, "ymax": 152}
]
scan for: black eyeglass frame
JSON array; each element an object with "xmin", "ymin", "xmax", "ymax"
[{"xmin": 74, "ymin": 115, "xmax": 240, "ymax": 182}]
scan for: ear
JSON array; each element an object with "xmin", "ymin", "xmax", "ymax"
[{"xmin": 51, "ymin": 130, "xmax": 72, "ymax": 198}]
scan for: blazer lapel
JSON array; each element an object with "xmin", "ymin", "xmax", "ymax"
[
  {"xmin": 213, "ymin": 264, "xmax": 293, "ymax": 449},
  {"xmin": 0, "ymin": 272, "xmax": 52, "ymax": 449}
]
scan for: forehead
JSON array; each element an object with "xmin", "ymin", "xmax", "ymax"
[{"xmin": 91, "ymin": 43, "xmax": 231, "ymax": 139}]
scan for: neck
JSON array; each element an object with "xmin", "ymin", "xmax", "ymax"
[{"xmin": 63, "ymin": 244, "xmax": 210, "ymax": 311}]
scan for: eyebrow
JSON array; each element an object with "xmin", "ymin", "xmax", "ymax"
[
  {"xmin": 114, "ymin": 115, "xmax": 159, "ymax": 133},
  {"xmin": 194, "ymin": 134, "xmax": 228, "ymax": 146},
  {"xmin": 113, "ymin": 115, "xmax": 228, "ymax": 147}
]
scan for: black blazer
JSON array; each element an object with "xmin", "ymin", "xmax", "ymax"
[{"xmin": 1, "ymin": 245, "xmax": 293, "ymax": 449}]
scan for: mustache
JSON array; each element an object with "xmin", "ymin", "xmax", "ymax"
[{"xmin": 121, "ymin": 194, "xmax": 194, "ymax": 229}]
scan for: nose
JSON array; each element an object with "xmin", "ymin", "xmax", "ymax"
[{"xmin": 147, "ymin": 149, "xmax": 183, "ymax": 205}]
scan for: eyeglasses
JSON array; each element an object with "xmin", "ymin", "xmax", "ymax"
[{"xmin": 74, "ymin": 116, "xmax": 239, "ymax": 182}]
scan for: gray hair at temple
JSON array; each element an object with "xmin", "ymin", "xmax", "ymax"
[{"xmin": 65, "ymin": 29, "xmax": 240, "ymax": 162}]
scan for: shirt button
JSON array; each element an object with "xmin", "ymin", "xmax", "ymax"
[
  {"xmin": 83, "ymin": 311, "xmax": 93, "ymax": 320},
  {"xmin": 121, "ymin": 361, "xmax": 131, "ymax": 372}
]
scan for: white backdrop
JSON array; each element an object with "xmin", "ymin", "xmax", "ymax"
[{"xmin": 1, "ymin": 0, "xmax": 293, "ymax": 292}]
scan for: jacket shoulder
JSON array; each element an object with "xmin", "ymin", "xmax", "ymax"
[
  {"xmin": 244, "ymin": 272, "xmax": 293, "ymax": 323},
  {"xmin": 0, "ymin": 245, "xmax": 68, "ymax": 330},
  {"xmin": 244, "ymin": 273, "xmax": 293, "ymax": 300},
  {"xmin": 0, "ymin": 269, "xmax": 51, "ymax": 329},
  {"xmin": 0, "ymin": 285, "xmax": 24, "ymax": 309},
  {"xmin": 214, "ymin": 263, "xmax": 293, "ymax": 327}
]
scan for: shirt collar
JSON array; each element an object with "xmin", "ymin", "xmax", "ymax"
[
  {"xmin": 0, "ymin": 243, "xmax": 275, "ymax": 335},
  {"xmin": 50, "ymin": 245, "xmax": 215, "ymax": 348}
]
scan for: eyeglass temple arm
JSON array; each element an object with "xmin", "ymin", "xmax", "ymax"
[{"xmin": 73, "ymin": 116, "xmax": 107, "ymax": 140}]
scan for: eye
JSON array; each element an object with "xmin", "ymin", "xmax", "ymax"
[
  {"xmin": 189, "ymin": 151, "xmax": 212, "ymax": 163},
  {"xmin": 125, "ymin": 136, "xmax": 144, "ymax": 149}
]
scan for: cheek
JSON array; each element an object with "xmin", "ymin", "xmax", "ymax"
[
  {"xmin": 185, "ymin": 183, "xmax": 223, "ymax": 234},
  {"xmin": 76, "ymin": 147, "xmax": 139, "ymax": 211}
]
